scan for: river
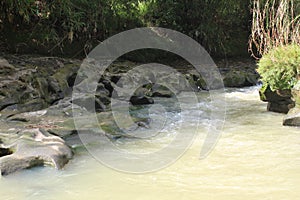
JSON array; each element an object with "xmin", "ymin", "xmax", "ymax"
[{"xmin": 0, "ymin": 86, "xmax": 299, "ymax": 200}]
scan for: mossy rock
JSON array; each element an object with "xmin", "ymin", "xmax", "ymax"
[
  {"xmin": 223, "ymin": 70, "xmax": 246, "ymax": 87},
  {"xmin": 223, "ymin": 70, "xmax": 258, "ymax": 88}
]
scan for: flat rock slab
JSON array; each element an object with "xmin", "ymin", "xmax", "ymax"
[{"xmin": 0, "ymin": 129, "xmax": 73, "ymax": 176}]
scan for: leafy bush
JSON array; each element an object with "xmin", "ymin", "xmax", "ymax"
[{"xmin": 257, "ymin": 44, "xmax": 300, "ymax": 91}]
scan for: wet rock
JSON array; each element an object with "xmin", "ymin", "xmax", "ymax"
[
  {"xmin": 267, "ymin": 102, "xmax": 292, "ymax": 114},
  {"xmin": 0, "ymin": 129, "xmax": 73, "ymax": 176},
  {"xmin": 46, "ymin": 110, "xmax": 152, "ymax": 147},
  {"xmin": 166, "ymin": 72, "xmax": 195, "ymax": 92},
  {"xmin": 283, "ymin": 107, "xmax": 300, "ymax": 126},
  {"xmin": 259, "ymin": 84, "xmax": 294, "ymax": 114},
  {"xmin": 185, "ymin": 69, "xmax": 224, "ymax": 90},
  {"xmin": 133, "ymin": 87, "xmax": 151, "ymax": 97},
  {"xmin": 151, "ymin": 85, "xmax": 174, "ymax": 98},
  {"xmin": 72, "ymin": 94, "xmax": 107, "ymax": 112},
  {"xmin": 130, "ymin": 96, "xmax": 154, "ymax": 105},
  {"xmin": 95, "ymin": 83, "xmax": 111, "ymax": 105},
  {"xmin": 283, "ymin": 82, "xmax": 300, "ymax": 126},
  {"xmin": 185, "ymin": 71, "xmax": 205, "ymax": 91},
  {"xmin": 223, "ymin": 69, "xmax": 258, "ymax": 88}
]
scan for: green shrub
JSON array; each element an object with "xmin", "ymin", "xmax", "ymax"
[{"xmin": 257, "ymin": 44, "xmax": 300, "ymax": 91}]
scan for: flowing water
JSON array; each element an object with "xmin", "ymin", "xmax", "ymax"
[{"xmin": 1, "ymin": 86, "xmax": 300, "ymax": 200}]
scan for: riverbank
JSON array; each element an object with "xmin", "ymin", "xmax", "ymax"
[
  {"xmin": 0, "ymin": 54, "xmax": 259, "ymax": 113},
  {"xmin": 0, "ymin": 54, "xmax": 260, "ymax": 175}
]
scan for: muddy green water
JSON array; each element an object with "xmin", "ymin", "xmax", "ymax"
[{"xmin": 1, "ymin": 87, "xmax": 300, "ymax": 200}]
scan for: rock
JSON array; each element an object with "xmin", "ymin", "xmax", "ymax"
[
  {"xmin": 0, "ymin": 148, "xmax": 12, "ymax": 157},
  {"xmin": 72, "ymin": 94, "xmax": 107, "ymax": 112},
  {"xmin": 151, "ymin": 85, "xmax": 174, "ymax": 98},
  {"xmin": 130, "ymin": 96, "xmax": 154, "ymax": 105},
  {"xmin": 0, "ymin": 58, "xmax": 15, "ymax": 76},
  {"xmin": 267, "ymin": 102, "xmax": 292, "ymax": 114},
  {"xmin": 0, "ymin": 98, "xmax": 18, "ymax": 111},
  {"xmin": 0, "ymin": 56, "xmax": 260, "ymax": 115},
  {"xmin": 291, "ymin": 81, "xmax": 300, "ymax": 106},
  {"xmin": 283, "ymin": 81, "xmax": 300, "ymax": 126},
  {"xmin": 0, "ymin": 56, "xmax": 82, "ymax": 114},
  {"xmin": 283, "ymin": 107, "xmax": 300, "ymax": 126},
  {"xmin": 215, "ymin": 58, "xmax": 259, "ymax": 88},
  {"xmin": 18, "ymin": 99, "xmax": 49, "ymax": 113},
  {"xmin": 184, "ymin": 72, "xmax": 204, "ymax": 91},
  {"xmin": 223, "ymin": 69, "xmax": 258, "ymax": 88},
  {"xmin": 0, "ymin": 129, "xmax": 73, "ymax": 176},
  {"xmin": 134, "ymin": 87, "xmax": 151, "ymax": 97},
  {"xmin": 259, "ymin": 84, "xmax": 294, "ymax": 114},
  {"xmin": 7, "ymin": 117, "xmax": 30, "ymax": 122},
  {"xmin": 52, "ymin": 63, "xmax": 79, "ymax": 95},
  {"xmin": 223, "ymin": 70, "xmax": 246, "ymax": 87}
]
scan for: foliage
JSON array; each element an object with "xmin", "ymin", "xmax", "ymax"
[
  {"xmin": 257, "ymin": 44, "xmax": 300, "ymax": 90},
  {"xmin": 0, "ymin": 0, "xmax": 143, "ymax": 55},
  {"xmin": 0, "ymin": 0, "xmax": 251, "ymax": 57},
  {"xmin": 249, "ymin": 0, "xmax": 300, "ymax": 58},
  {"xmin": 145, "ymin": 0, "xmax": 251, "ymax": 57}
]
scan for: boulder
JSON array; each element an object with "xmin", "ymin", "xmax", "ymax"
[
  {"xmin": 283, "ymin": 107, "xmax": 300, "ymax": 126},
  {"xmin": 215, "ymin": 58, "xmax": 259, "ymax": 88},
  {"xmin": 223, "ymin": 69, "xmax": 258, "ymax": 88},
  {"xmin": 259, "ymin": 84, "xmax": 294, "ymax": 114},
  {"xmin": 292, "ymin": 81, "xmax": 300, "ymax": 106},
  {"xmin": 283, "ymin": 82, "xmax": 300, "ymax": 126},
  {"xmin": 0, "ymin": 129, "xmax": 73, "ymax": 176}
]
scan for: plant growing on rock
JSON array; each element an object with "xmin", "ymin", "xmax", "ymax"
[{"xmin": 257, "ymin": 44, "xmax": 300, "ymax": 91}]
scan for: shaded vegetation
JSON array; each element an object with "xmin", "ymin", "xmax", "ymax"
[{"xmin": 0, "ymin": 0, "xmax": 251, "ymax": 58}]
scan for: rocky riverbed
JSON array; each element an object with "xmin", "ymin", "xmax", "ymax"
[{"xmin": 0, "ymin": 55, "xmax": 260, "ymax": 175}]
